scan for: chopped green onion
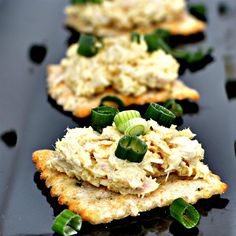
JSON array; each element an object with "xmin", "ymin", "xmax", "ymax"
[
  {"xmin": 143, "ymin": 29, "xmax": 171, "ymax": 53},
  {"xmin": 100, "ymin": 95, "xmax": 125, "ymax": 108},
  {"xmin": 142, "ymin": 29, "xmax": 213, "ymax": 67},
  {"xmin": 131, "ymin": 32, "xmax": 141, "ymax": 44},
  {"xmin": 77, "ymin": 34, "xmax": 102, "ymax": 57},
  {"xmin": 169, "ymin": 103, "xmax": 183, "ymax": 117},
  {"xmin": 171, "ymin": 49, "xmax": 190, "ymax": 60},
  {"xmin": 114, "ymin": 110, "xmax": 141, "ymax": 133},
  {"xmin": 52, "ymin": 209, "xmax": 82, "ymax": 236},
  {"xmin": 115, "ymin": 135, "xmax": 147, "ymax": 163},
  {"xmin": 144, "ymin": 103, "xmax": 176, "ymax": 127},
  {"xmin": 124, "ymin": 118, "xmax": 149, "ymax": 136},
  {"xmin": 189, "ymin": 3, "xmax": 207, "ymax": 21},
  {"xmin": 91, "ymin": 106, "xmax": 119, "ymax": 132},
  {"xmin": 163, "ymin": 99, "xmax": 183, "ymax": 117},
  {"xmin": 155, "ymin": 29, "xmax": 171, "ymax": 43},
  {"xmin": 170, "ymin": 198, "xmax": 200, "ymax": 229}
]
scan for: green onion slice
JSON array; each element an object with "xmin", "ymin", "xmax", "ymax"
[
  {"xmin": 163, "ymin": 99, "xmax": 183, "ymax": 117},
  {"xmin": 52, "ymin": 209, "xmax": 82, "ymax": 236},
  {"xmin": 91, "ymin": 106, "xmax": 119, "ymax": 132},
  {"xmin": 144, "ymin": 103, "xmax": 176, "ymax": 127},
  {"xmin": 124, "ymin": 118, "xmax": 149, "ymax": 136},
  {"xmin": 115, "ymin": 135, "xmax": 148, "ymax": 163},
  {"xmin": 77, "ymin": 34, "xmax": 102, "ymax": 57},
  {"xmin": 189, "ymin": 3, "xmax": 207, "ymax": 21},
  {"xmin": 114, "ymin": 110, "xmax": 141, "ymax": 132},
  {"xmin": 131, "ymin": 32, "xmax": 141, "ymax": 44},
  {"xmin": 144, "ymin": 33, "xmax": 172, "ymax": 53},
  {"xmin": 100, "ymin": 95, "xmax": 125, "ymax": 108},
  {"xmin": 155, "ymin": 29, "xmax": 171, "ymax": 43},
  {"xmin": 170, "ymin": 198, "xmax": 200, "ymax": 229}
]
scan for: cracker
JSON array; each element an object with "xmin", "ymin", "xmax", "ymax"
[
  {"xmin": 32, "ymin": 150, "xmax": 227, "ymax": 224},
  {"xmin": 47, "ymin": 65, "xmax": 200, "ymax": 118},
  {"xmin": 66, "ymin": 13, "xmax": 206, "ymax": 37}
]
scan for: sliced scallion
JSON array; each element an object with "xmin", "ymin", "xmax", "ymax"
[
  {"xmin": 100, "ymin": 95, "xmax": 125, "ymax": 108},
  {"xmin": 124, "ymin": 118, "xmax": 149, "ymax": 136},
  {"xmin": 77, "ymin": 34, "xmax": 102, "ymax": 57},
  {"xmin": 114, "ymin": 110, "xmax": 141, "ymax": 133},
  {"xmin": 131, "ymin": 32, "xmax": 141, "ymax": 44},
  {"xmin": 115, "ymin": 135, "xmax": 147, "ymax": 163},
  {"xmin": 189, "ymin": 3, "xmax": 207, "ymax": 21},
  {"xmin": 155, "ymin": 29, "xmax": 171, "ymax": 43},
  {"xmin": 144, "ymin": 33, "xmax": 172, "ymax": 53},
  {"xmin": 52, "ymin": 209, "xmax": 82, "ymax": 236},
  {"xmin": 170, "ymin": 198, "xmax": 200, "ymax": 229},
  {"xmin": 144, "ymin": 103, "xmax": 176, "ymax": 127},
  {"xmin": 163, "ymin": 99, "xmax": 183, "ymax": 117},
  {"xmin": 91, "ymin": 106, "xmax": 119, "ymax": 132}
]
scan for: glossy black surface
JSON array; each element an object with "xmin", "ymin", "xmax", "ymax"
[{"xmin": 1, "ymin": 0, "xmax": 236, "ymax": 235}]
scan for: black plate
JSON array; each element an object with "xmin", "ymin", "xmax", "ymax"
[{"xmin": 1, "ymin": 0, "xmax": 236, "ymax": 235}]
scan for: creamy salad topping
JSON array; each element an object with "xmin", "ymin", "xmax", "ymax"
[
  {"xmin": 60, "ymin": 36, "xmax": 179, "ymax": 97},
  {"xmin": 48, "ymin": 120, "xmax": 209, "ymax": 196},
  {"xmin": 66, "ymin": 0, "xmax": 186, "ymax": 31}
]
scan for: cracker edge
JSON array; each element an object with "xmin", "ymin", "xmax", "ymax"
[
  {"xmin": 65, "ymin": 12, "xmax": 206, "ymax": 36},
  {"xmin": 47, "ymin": 65, "xmax": 200, "ymax": 118},
  {"xmin": 32, "ymin": 150, "xmax": 228, "ymax": 224}
]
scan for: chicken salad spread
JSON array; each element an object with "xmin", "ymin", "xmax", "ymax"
[
  {"xmin": 48, "ymin": 119, "xmax": 209, "ymax": 196},
  {"xmin": 60, "ymin": 36, "xmax": 179, "ymax": 97},
  {"xmin": 66, "ymin": 0, "xmax": 186, "ymax": 31}
]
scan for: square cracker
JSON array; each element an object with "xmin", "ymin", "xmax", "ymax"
[
  {"xmin": 66, "ymin": 12, "xmax": 206, "ymax": 37},
  {"xmin": 48, "ymin": 65, "xmax": 200, "ymax": 118},
  {"xmin": 32, "ymin": 150, "xmax": 227, "ymax": 224}
]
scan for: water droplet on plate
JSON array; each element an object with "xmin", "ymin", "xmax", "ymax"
[
  {"xmin": 29, "ymin": 44, "xmax": 47, "ymax": 64},
  {"xmin": 1, "ymin": 130, "xmax": 17, "ymax": 147}
]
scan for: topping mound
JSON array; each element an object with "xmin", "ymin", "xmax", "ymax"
[
  {"xmin": 60, "ymin": 36, "xmax": 179, "ymax": 97},
  {"xmin": 66, "ymin": 0, "xmax": 186, "ymax": 31},
  {"xmin": 48, "ymin": 120, "xmax": 209, "ymax": 196}
]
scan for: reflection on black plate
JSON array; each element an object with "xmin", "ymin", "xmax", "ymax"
[
  {"xmin": 0, "ymin": 130, "xmax": 17, "ymax": 148},
  {"xmin": 29, "ymin": 44, "xmax": 47, "ymax": 65}
]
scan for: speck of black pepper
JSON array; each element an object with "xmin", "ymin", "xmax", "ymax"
[
  {"xmin": 29, "ymin": 44, "xmax": 47, "ymax": 64},
  {"xmin": 76, "ymin": 180, "xmax": 83, "ymax": 187},
  {"xmin": 1, "ymin": 130, "xmax": 17, "ymax": 147}
]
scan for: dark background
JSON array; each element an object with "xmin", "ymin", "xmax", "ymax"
[{"xmin": 0, "ymin": 0, "xmax": 236, "ymax": 235}]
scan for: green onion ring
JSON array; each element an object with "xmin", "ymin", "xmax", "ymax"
[
  {"xmin": 52, "ymin": 209, "xmax": 82, "ymax": 236},
  {"xmin": 77, "ymin": 34, "xmax": 101, "ymax": 57},
  {"xmin": 131, "ymin": 32, "xmax": 141, "ymax": 44},
  {"xmin": 91, "ymin": 106, "xmax": 119, "ymax": 132},
  {"xmin": 170, "ymin": 198, "xmax": 200, "ymax": 229},
  {"xmin": 115, "ymin": 135, "xmax": 148, "ymax": 163},
  {"xmin": 100, "ymin": 95, "xmax": 125, "ymax": 108},
  {"xmin": 114, "ymin": 110, "xmax": 141, "ymax": 132},
  {"xmin": 144, "ymin": 103, "xmax": 176, "ymax": 127},
  {"xmin": 163, "ymin": 99, "xmax": 183, "ymax": 117},
  {"xmin": 124, "ymin": 118, "xmax": 149, "ymax": 136}
]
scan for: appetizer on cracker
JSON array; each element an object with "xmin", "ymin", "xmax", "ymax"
[
  {"xmin": 48, "ymin": 34, "xmax": 199, "ymax": 118},
  {"xmin": 33, "ymin": 106, "xmax": 227, "ymax": 225},
  {"xmin": 66, "ymin": 0, "xmax": 206, "ymax": 36}
]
